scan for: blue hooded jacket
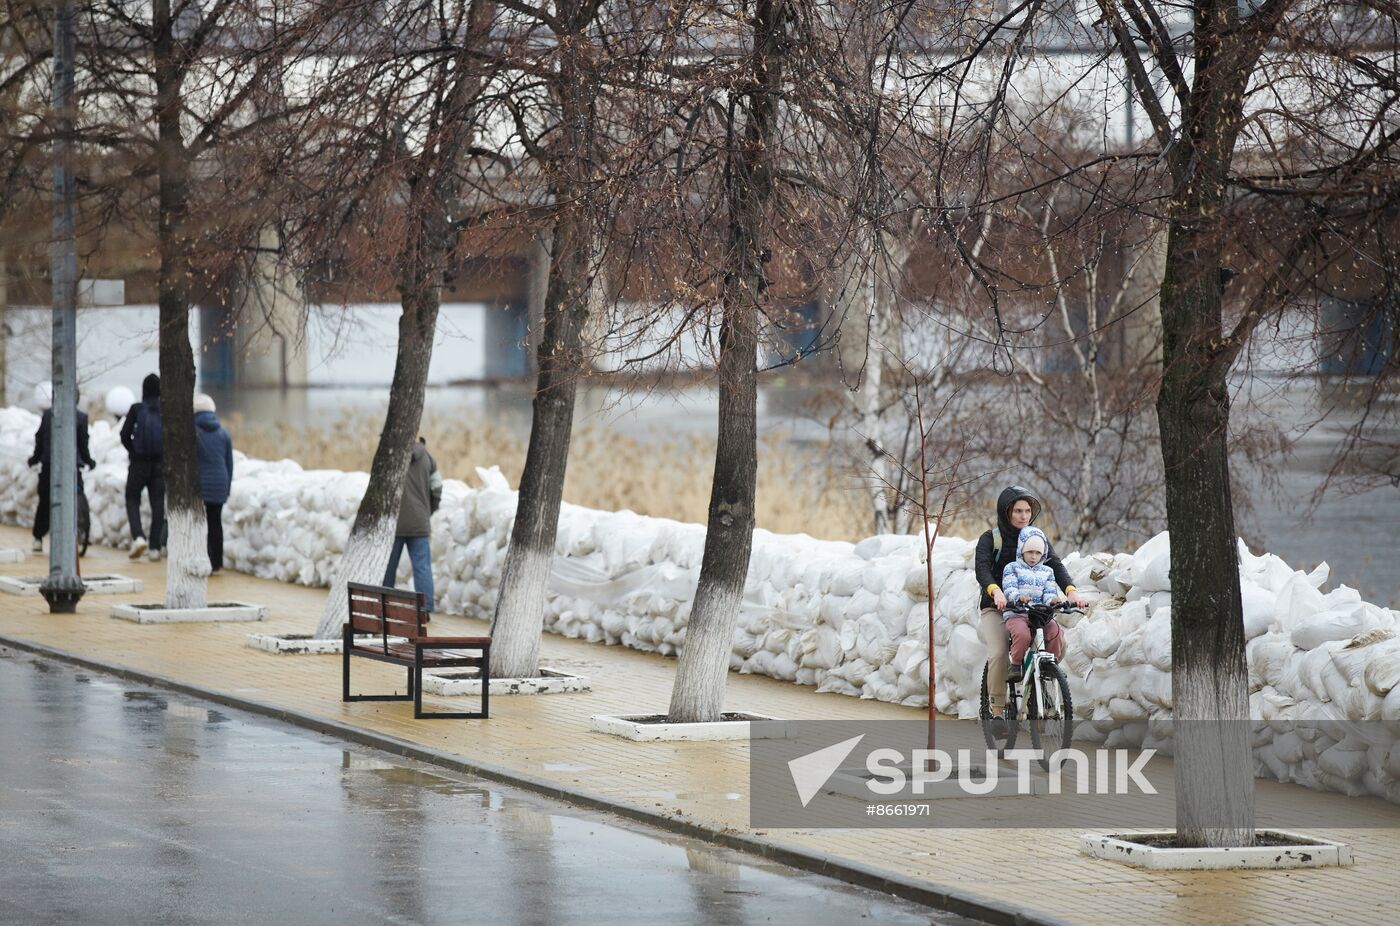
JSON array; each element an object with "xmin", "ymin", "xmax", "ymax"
[
  {"xmin": 194, "ymin": 410, "xmax": 234, "ymax": 504},
  {"xmin": 1000, "ymin": 526, "xmax": 1062, "ymax": 611}
]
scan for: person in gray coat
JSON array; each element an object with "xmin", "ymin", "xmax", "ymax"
[
  {"xmin": 193, "ymin": 394, "xmax": 234, "ymax": 573},
  {"xmin": 384, "ymin": 438, "xmax": 442, "ymax": 610}
]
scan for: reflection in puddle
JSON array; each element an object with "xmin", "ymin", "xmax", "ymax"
[{"xmin": 123, "ymin": 690, "xmax": 167, "ymax": 709}]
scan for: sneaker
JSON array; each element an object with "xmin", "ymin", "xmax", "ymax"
[
  {"xmin": 31, "ymin": 538, "xmax": 42, "ymax": 553},
  {"xmin": 988, "ymin": 714, "xmax": 1008, "ymax": 740},
  {"xmin": 148, "ymin": 547, "xmax": 161, "ymax": 562},
  {"xmin": 129, "ymin": 538, "xmax": 148, "ymax": 559},
  {"xmin": 1008, "ymin": 662, "xmax": 1024, "ymax": 683}
]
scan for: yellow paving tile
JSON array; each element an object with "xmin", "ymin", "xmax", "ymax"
[{"xmin": 2, "ymin": 524, "xmax": 1398, "ymax": 925}]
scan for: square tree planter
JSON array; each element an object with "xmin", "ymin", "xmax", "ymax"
[
  {"xmin": 111, "ymin": 602, "xmax": 269, "ymax": 624},
  {"xmin": 0, "ymin": 574, "xmax": 141, "ymax": 596},
  {"xmin": 422, "ymin": 667, "xmax": 591, "ymax": 697},
  {"xmin": 590, "ymin": 711, "xmax": 787, "ymax": 742},
  {"xmin": 1080, "ymin": 830, "xmax": 1354, "ymax": 870}
]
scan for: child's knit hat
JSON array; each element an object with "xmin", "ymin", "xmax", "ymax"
[{"xmin": 1017, "ymin": 526, "xmax": 1048, "ymax": 560}]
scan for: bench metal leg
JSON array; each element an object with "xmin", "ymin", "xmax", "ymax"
[
  {"xmin": 412, "ymin": 645, "xmax": 489, "ymax": 720},
  {"xmin": 342, "ymin": 627, "xmax": 351, "ymax": 702},
  {"xmin": 343, "ymin": 639, "xmax": 414, "ymax": 704}
]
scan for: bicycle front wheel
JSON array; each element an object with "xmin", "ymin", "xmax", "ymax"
[{"xmin": 1027, "ymin": 660, "xmax": 1073, "ymax": 769}]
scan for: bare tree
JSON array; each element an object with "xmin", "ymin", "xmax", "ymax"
[
  {"xmin": 488, "ymin": 0, "xmax": 612, "ymax": 680},
  {"xmin": 1088, "ymin": 0, "xmax": 1400, "ymax": 847},
  {"xmin": 313, "ymin": 0, "xmax": 500, "ymax": 638},
  {"xmin": 667, "ymin": 0, "xmax": 796, "ymax": 724}
]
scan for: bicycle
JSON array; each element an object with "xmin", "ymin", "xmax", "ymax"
[{"xmin": 979, "ymin": 601, "xmax": 1080, "ymax": 770}]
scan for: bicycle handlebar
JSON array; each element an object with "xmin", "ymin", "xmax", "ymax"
[{"xmin": 1004, "ymin": 601, "xmax": 1084, "ymax": 615}]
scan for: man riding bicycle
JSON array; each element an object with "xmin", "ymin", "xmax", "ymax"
[{"xmin": 974, "ymin": 486, "xmax": 1085, "ymax": 737}]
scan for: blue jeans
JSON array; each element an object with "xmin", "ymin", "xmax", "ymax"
[{"xmin": 384, "ymin": 535, "xmax": 434, "ymax": 611}]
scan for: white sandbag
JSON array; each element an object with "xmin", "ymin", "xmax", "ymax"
[
  {"xmin": 1365, "ymin": 645, "xmax": 1400, "ymax": 697},
  {"xmin": 1318, "ymin": 742, "xmax": 1368, "ymax": 780},
  {"xmin": 1141, "ymin": 610, "xmax": 1172, "ymax": 672},
  {"xmin": 1274, "ymin": 573, "xmax": 1328, "ymax": 635},
  {"xmin": 1240, "ymin": 582, "xmax": 1278, "ymax": 639},
  {"xmin": 1291, "ymin": 606, "xmax": 1367, "ymax": 651},
  {"xmin": 1134, "ymin": 550, "xmax": 1171, "ymax": 593},
  {"xmin": 1246, "ymin": 632, "xmax": 1295, "ymax": 691}
]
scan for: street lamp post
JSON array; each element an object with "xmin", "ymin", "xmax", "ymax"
[{"xmin": 40, "ymin": 0, "xmax": 84, "ymax": 613}]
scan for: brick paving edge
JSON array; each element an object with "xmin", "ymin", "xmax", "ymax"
[{"xmin": 1, "ymin": 633, "xmax": 1080, "ymax": 926}]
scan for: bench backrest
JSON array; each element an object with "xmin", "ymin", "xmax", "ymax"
[{"xmin": 347, "ymin": 582, "xmax": 429, "ymax": 650}]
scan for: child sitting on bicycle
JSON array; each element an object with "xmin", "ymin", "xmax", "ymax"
[{"xmin": 1000, "ymin": 526, "xmax": 1066, "ymax": 680}]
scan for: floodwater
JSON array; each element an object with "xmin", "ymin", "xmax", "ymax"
[
  {"xmin": 4, "ymin": 302, "xmax": 1397, "ymax": 605},
  {"xmin": 0, "ymin": 648, "xmax": 976, "ymax": 925}
]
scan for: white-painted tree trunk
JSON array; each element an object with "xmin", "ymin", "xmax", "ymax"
[
  {"xmin": 164, "ymin": 505, "xmax": 209, "ymax": 609},
  {"xmin": 1175, "ymin": 662, "xmax": 1255, "ymax": 847},
  {"xmin": 489, "ymin": 541, "xmax": 552, "ymax": 678},
  {"xmin": 668, "ymin": 576, "xmax": 746, "ymax": 723},
  {"xmin": 313, "ymin": 515, "xmax": 397, "ymax": 639}
]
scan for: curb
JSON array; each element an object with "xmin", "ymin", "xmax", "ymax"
[{"xmin": 1, "ymin": 634, "xmax": 1079, "ymax": 926}]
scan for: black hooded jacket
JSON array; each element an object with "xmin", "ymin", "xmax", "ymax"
[
  {"xmin": 974, "ymin": 485, "xmax": 1074, "ymax": 610},
  {"xmin": 120, "ymin": 374, "xmax": 162, "ymax": 462}
]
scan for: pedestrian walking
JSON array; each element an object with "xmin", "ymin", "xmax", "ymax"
[
  {"xmin": 384, "ymin": 437, "xmax": 442, "ymax": 610},
  {"xmin": 120, "ymin": 373, "xmax": 165, "ymax": 560},
  {"xmin": 192, "ymin": 394, "xmax": 234, "ymax": 573},
  {"xmin": 27, "ymin": 383, "xmax": 96, "ymax": 552}
]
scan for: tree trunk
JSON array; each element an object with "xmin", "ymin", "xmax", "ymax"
[
  {"xmin": 313, "ymin": 281, "xmax": 440, "ymax": 638},
  {"xmin": 489, "ymin": 213, "xmax": 600, "ymax": 677},
  {"xmin": 1152, "ymin": 1, "xmax": 1265, "ymax": 849},
  {"xmin": 668, "ymin": 0, "xmax": 787, "ymax": 724},
  {"xmin": 1158, "ymin": 218, "xmax": 1254, "ymax": 848},
  {"xmin": 489, "ymin": 5, "xmax": 602, "ymax": 679},
  {"xmin": 154, "ymin": 0, "xmax": 208, "ymax": 609}
]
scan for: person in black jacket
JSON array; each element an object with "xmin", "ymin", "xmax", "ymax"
[
  {"xmin": 119, "ymin": 373, "xmax": 165, "ymax": 560},
  {"xmin": 27, "ymin": 393, "xmax": 97, "ymax": 552},
  {"xmin": 975, "ymin": 486, "xmax": 1085, "ymax": 731}
]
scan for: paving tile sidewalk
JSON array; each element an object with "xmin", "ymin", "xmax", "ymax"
[{"xmin": 3, "ymin": 525, "xmax": 1398, "ymax": 926}]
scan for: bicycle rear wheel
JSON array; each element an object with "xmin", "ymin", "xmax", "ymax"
[
  {"xmin": 1027, "ymin": 660, "xmax": 1073, "ymax": 770},
  {"xmin": 979, "ymin": 664, "xmax": 1017, "ymax": 753},
  {"xmin": 77, "ymin": 490, "xmax": 90, "ymax": 557}
]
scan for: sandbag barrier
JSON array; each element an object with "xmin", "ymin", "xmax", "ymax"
[{"xmin": 2, "ymin": 406, "xmax": 1398, "ymax": 804}]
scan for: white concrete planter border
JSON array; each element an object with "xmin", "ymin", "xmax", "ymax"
[
  {"xmin": 111, "ymin": 602, "xmax": 269, "ymax": 624},
  {"xmin": 244, "ymin": 633, "xmax": 406, "ymax": 655},
  {"xmin": 1079, "ymin": 830, "xmax": 1354, "ymax": 870},
  {"xmin": 0, "ymin": 574, "xmax": 141, "ymax": 596},
  {"xmin": 590, "ymin": 711, "xmax": 786, "ymax": 742},
  {"xmin": 823, "ymin": 763, "xmax": 1048, "ymax": 801},
  {"xmin": 0, "ymin": 549, "xmax": 24, "ymax": 563},
  {"xmin": 422, "ymin": 667, "xmax": 591, "ymax": 697}
]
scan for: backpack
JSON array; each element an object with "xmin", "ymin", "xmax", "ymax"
[{"xmin": 133, "ymin": 403, "xmax": 163, "ymax": 457}]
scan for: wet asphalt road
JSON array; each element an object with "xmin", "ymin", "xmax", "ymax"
[{"xmin": 0, "ymin": 647, "xmax": 978, "ymax": 926}]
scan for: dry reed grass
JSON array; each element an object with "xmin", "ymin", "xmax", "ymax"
[{"xmin": 229, "ymin": 410, "xmax": 899, "ymax": 543}]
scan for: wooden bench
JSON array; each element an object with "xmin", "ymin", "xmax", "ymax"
[{"xmin": 341, "ymin": 581, "xmax": 491, "ymax": 719}]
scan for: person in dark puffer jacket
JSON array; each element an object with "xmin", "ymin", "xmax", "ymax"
[
  {"xmin": 974, "ymin": 486, "xmax": 1085, "ymax": 731},
  {"xmin": 193, "ymin": 394, "xmax": 234, "ymax": 573},
  {"xmin": 119, "ymin": 373, "xmax": 164, "ymax": 560}
]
